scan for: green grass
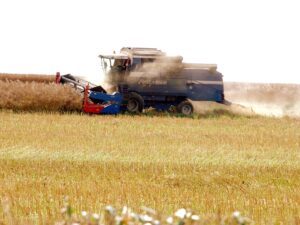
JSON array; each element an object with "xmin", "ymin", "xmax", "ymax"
[{"xmin": 0, "ymin": 111, "xmax": 299, "ymax": 224}]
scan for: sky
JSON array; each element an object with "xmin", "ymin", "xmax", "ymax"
[{"xmin": 0, "ymin": 0, "xmax": 299, "ymax": 84}]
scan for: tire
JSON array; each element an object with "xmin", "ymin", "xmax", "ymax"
[
  {"xmin": 177, "ymin": 100, "xmax": 193, "ymax": 116},
  {"xmin": 126, "ymin": 92, "xmax": 144, "ymax": 113}
]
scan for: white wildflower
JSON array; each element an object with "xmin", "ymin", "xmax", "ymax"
[
  {"xmin": 166, "ymin": 217, "xmax": 173, "ymax": 224},
  {"xmin": 141, "ymin": 214, "xmax": 153, "ymax": 222},
  {"xmin": 191, "ymin": 215, "xmax": 200, "ymax": 221},
  {"xmin": 232, "ymin": 211, "xmax": 241, "ymax": 218},
  {"xmin": 81, "ymin": 211, "xmax": 88, "ymax": 217},
  {"xmin": 92, "ymin": 213, "xmax": 100, "ymax": 220},
  {"xmin": 130, "ymin": 212, "xmax": 138, "ymax": 220},
  {"xmin": 141, "ymin": 206, "xmax": 156, "ymax": 215},
  {"xmin": 153, "ymin": 219, "xmax": 160, "ymax": 225},
  {"xmin": 175, "ymin": 208, "xmax": 187, "ymax": 219},
  {"xmin": 186, "ymin": 211, "xmax": 192, "ymax": 218},
  {"xmin": 122, "ymin": 206, "xmax": 128, "ymax": 215},
  {"xmin": 115, "ymin": 216, "xmax": 122, "ymax": 225},
  {"xmin": 105, "ymin": 206, "xmax": 116, "ymax": 215},
  {"xmin": 237, "ymin": 217, "xmax": 245, "ymax": 225},
  {"xmin": 60, "ymin": 207, "xmax": 67, "ymax": 214}
]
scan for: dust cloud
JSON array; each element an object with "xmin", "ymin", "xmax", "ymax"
[
  {"xmin": 224, "ymin": 82, "xmax": 300, "ymax": 118},
  {"xmin": 190, "ymin": 100, "xmax": 254, "ymax": 116},
  {"xmin": 133, "ymin": 56, "xmax": 184, "ymax": 77}
]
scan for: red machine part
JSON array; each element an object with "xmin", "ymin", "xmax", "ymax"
[
  {"xmin": 83, "ymin": 84, "xmax": 104, "ymax": 114},
  {"xmin": 55, "ymin": 72, "xmax": 61, "ymax": 84},
  {"xmin": 56, "ymin": 72, "xmax": 105, "ymax": 114}
]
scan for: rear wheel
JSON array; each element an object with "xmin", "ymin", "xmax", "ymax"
[
  {"xmin": 177, "ymin": 100, "xmax": 193, "ymax": 115},
  {"xmin": 126, "ymin": 93, "xmax": 144, "ymax": 113}
]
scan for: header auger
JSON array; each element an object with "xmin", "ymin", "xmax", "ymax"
[{"xmin": 56, "ymin": 72, "xmax": 122, "ymax": 114}]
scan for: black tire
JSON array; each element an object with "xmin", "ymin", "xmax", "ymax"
[
  {"xmin": 177, "ymin": 100, "xmax": 193, "ymax": 115},
  {"xmin": 126, "ymin": 92, "xmax": 144, "ymax": 113}
]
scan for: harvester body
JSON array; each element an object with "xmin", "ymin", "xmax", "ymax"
[
  {"xmin": 99, "ymin": 47, "xmax": 224, "ymax": 114},
  {"xmin": 57, "ymin": 47, "xmax": 225, "ymax": 115}
]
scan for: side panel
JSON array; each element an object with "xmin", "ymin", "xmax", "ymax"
[
  {"xmin": 183, "ymin": 68, "xmax": 224, "ymax": 102},
  {"xmin": 126, "ymin": 71, "xmax": 187, "ymax": 96},
  {"xmin": 121, "ymin": 68, "xmax": 225, "ymax": 105}
]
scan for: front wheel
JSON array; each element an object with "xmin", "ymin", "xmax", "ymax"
[
  {"xmin": 126, "ymin": 92, "xmax": 144, "ymax": 113},
  {"xmin": 177, "ymin": 100, "xmax": 194, "ymax": 115}
]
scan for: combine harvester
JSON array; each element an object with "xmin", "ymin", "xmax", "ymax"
[{"xmin": 56, "ymin": 47, "xmax": 225, "ymax": 115}]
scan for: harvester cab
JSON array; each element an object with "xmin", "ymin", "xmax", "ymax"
[
  {"xmin": 100, "ymin": 53, "xmax": 130, "ymax": 84},
  {"xmin": 100, "ymin": 54, "xmax": 129, "ymax": 73},
  {"xmin": 99, "ymin": 48, "xmax": 168, "ymax": 84}
]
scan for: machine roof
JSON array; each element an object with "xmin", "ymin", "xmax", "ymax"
[
  {"xmin": 98, "ymin": 54, "xmax": 129, "ymax": 59},
  {"xmin": 121, "ymin": 47, "xmax": 166, "ymax": 57}
]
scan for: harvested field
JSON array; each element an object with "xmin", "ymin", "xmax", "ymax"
[
  {"xmin": 0, "ymin": 80, "xmax": 82, "ymax": 111},
  {"xmin": 0, "ymin": 73, "xmax": 55, "ymax": 83},
  {"xmin": 0, "ymin": 112, "xmax": 299, "ymax": 225}
]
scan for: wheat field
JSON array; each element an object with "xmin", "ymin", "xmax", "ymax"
[
  {"xmin": 0, "ymin": 73, "xmax": 55, "ymax": 83},
  {"xmin": 0, "ymin": 111, "xmax": 299, "ymax": 224},
  {"xmin": 0, "ymin": 74, "xmax": 83, "ymax": 112},
  {"xmin": 0, "ymin": 80, "xmax": 83, "ymax": 111}
]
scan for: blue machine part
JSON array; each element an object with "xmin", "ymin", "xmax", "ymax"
[
  {"xmin": 153, "ymin": 103, "xmax": 173, "ymax": 111},
  {"xmin": 183, "ymin": 68, "xmax": 224, "ymax": 102},
  {"xmin": 101, "ymin": 104, "xmax": 122, "ymax": 114},
  {"xmin": 89, "ymin": 91, "xmax": 123, "ymax": 114},
  {"xmin": 89, "ymin": 91, "xmax": 122, "ymax": 103}
]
